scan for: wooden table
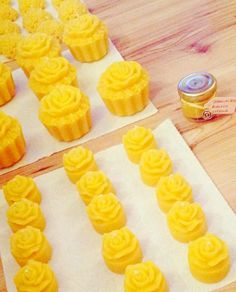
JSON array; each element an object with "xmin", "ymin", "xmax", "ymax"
[{"xmin": 1, "ymin": 0, "xmax": 236, "ymax": 291}]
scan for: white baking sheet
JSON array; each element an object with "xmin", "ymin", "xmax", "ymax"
[{"xmin": 0, "ymin": 119, "xmax": 235, "ymax": 292}]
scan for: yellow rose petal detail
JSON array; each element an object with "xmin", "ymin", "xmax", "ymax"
[
  {"xmin": 18, "ymin": 0, "xmax": 45, "ymax": 15},
  {"xmin": 37, "ymin": 19, "xmax": 64, "ymax": 42},
  {"xmin": 0, "ymin": 20, "xmax": 20, "ymax": 35},
  {"xmin": 0, "ymin": 63, "xmax": 15, "ymax": 106},
  {"xmin": 23, "ymin": 8, "xmax": 52, "ymax": 33},
  {"xmin": 58, "ymin": 0, "xmax": 87, "ymax": 22},
  {"xmin": 0, "ymin": 4, "xmax": 18, "ymax": 21},
  {"xmin": 0, "ymin": 33, "xmax": 22, "ymax": 59}
]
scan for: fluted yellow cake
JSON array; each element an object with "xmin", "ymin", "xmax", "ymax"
[
  {"xmin": 0, "ymin": 33, "xmax": 22, "ymax": 59},
  {"xmin": 63, "ymin": 14, "xmax": 108, "ymax": 62},
  {"xmin": 18, "ymin": 0, "xmax": 46, "ymax": 15},
  {"xmin": 0, "ymin": 4, "xmax": 18, "ymax": 21},
  {"xmin": 23, "ymin": 7, "xmax": 52, "ymax": 33},
  {"xmin": 58, "ymin": 0, "xmax": 87, "ymax": 22},
  {"xmin": 98, "ymin": 61, "xmax": 149, "ymax": 116},
  {"xmin": 63, "ymin": 146, "xmax": 98, "ymax": 183},
  {"xmin": 0, "ymin": 20, "xmax": 20, "ymax": 35},
  {"xmin": 37, "ymin": 19, "xmax": 64, "ymax": 42},
  {"xmin": 0, "ymin": 62, "xmax": 15, "ymax": 106}
]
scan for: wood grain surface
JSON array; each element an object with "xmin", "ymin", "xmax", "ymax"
[{"xmin": 1, "ymin": 0, "xmax": 236, "ymax": 291}]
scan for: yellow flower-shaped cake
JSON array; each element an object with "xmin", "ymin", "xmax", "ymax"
[
  {"xmin": 63, "ymin": 146, "xmax": 98, "ymax": 183},
  {"xmin": 0, "ymin": 33, "xmax": 22, "ymax": 59},
  {"xmin": 3, "ymin": 175, "xmax": 41, "ymax": 205},
  {"xmin": 98, "ymin": 61, "xmax": 149, "ymax": 116},
  {"xmin": 37, "ymin": 19, "xmax": 64, "ymax": 42},
  {"xmin": 102, "ymin": 227, "xmax": 143, "ymax": 274},
  {"xmin": 124, "ymin": 261, "xmax": 168, "ymax": 292},
  {"xmin": 0, "ymin": 4, "xmax": 18, "ymax": 21},
  {"xmin": 123, "ymin": 126, "xmax": 157, "ymax": 163},
  {"xmin": 0, "ymin": 20, "xmax": 20, "ymax": 35},
  {"xmin": 77, "ymin": 170, "xmax": 115, "ymax": 205},
  {"xmin": 11, "ymin": 226, "xmax": 52, "ymax": 266},
  {"xmin": 14, "ymin": 260, "xmax": 58, "ymax": 292},
  {"xmin": 188, "ymin": 234, "xmax": 230, "ymax": 283},
  {"xmin": 167, "ymin": 202, "xmax": 207, "ymax": 243},
  {"xmin": 63, "ymin": 14, "xmax": 108, "ymax": 62},
  {"xmin": 23, "ymin": 8, "xmax": 52, "ymax": 33},
  {"xmin": 18, "ymin": 0, "xmax": 46, "ymax": 15},
  {"xmin": 0, "ymin": 112, "xmax": 26, "ymax": 169},
  {"xmin": 0, "ymin": 62, "xmax": 15, "ymax": 106},
  {"xmin": 7, "ymin": 199, "xmax": 46, "ymax": 232},
  {"xmin": 58, "ymin": 0, "xmax": 87, "ymax": 22},
  {"xmin": 86, "ymin": 193, "xmax": 126, "ymax": 234},
  {"xmin": 156, "ymin": 173, "xmax": 193, "ymax": 213}
]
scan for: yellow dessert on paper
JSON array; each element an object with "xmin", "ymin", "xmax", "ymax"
[
  {"xmin": 87, "ymin": 193, "xmax": 126, "ymax": 234},
  {"xmin": 0, "ymin": 4, "xmax": 18, "ymax": 21},
  {"xmin": 63, "ymin": 146, "xmax": 98, "ymax": 183},
  {"xmin": 0, "ymin": 20, "xmax": 20, "ymax": 35},
  {"xmin": 29, "ymin": 57, "xmax": 77, "ymax": 99},
  {"xmin": 0, "ymin": 33, "xmax": 22, "ymax": 59},
  {"xmin": 11, "ymin": 226, "xmax": 52, "ymax": 266},
  {"xmin": 3, "ymin": 175, "xmax": 41, "ymax": 205},
  {"xmin": 58, "ymin": 0, "xmax": 87, "ymax": 22},
  {"xmin": 77, "ymin": 170, "xmax": 115, "ymax": 205},
  {"xmin": 23, "ymin": 8, "xmax": 52, "ymax": 33},
  {"xmin": 140, "ymin": 149, "xmax": 172, "ymax": 187},
  {"xmin": 7, "ymin": 199, "xmax": 46, "ymax": 232},
  {"xmin": 102, "ymin": 227, "xmax": 143, "ymax": 274},
  {"xmin": 188, "ymin": 233, "xmax": 230, "ymax": 283},
  {"xmin": 156, "ymin": 173, "xmax": 193, "ymax": 213},
  {"xmin": 37, "ymin": 19, "xmax": 64, "ymax": 42},
  {"xmin": 123, "ymin": 126, "xmax": 157, "ymax": 163},
  {"xmin": 98, "ymin": 61, "xmax": 149, "ymax": 116},
  {"xmin": 14, "ymin": 260, "xmax": 58, "ymax": 292},
  {"xmin": 0, "ymin": 112, "xmax": 26, "ymax": 169},
  {"xmin": 124, "ymin": 261, "xmax": 168, "ymax": 292},
  {"xmin": 63, "ymin": 14, "xmax": 108, "ymax": 62},
  {"xmin": 18, "ymin": 0, "xmax": 45, "ymax": 15},
  {"xmin": 0, "ymin": 63, "xmax": 15, "ymax": 106},
  {"xmin": 167, "ymin": 202, "xmax": 207, "ymax": 243}
]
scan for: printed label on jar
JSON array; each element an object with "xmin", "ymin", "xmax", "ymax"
[{"xmin": 204, "ymin": 97, "xmax": 236, "ymax": 115}]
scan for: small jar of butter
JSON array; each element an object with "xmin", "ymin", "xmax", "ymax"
[{"xmin": 178, "ymin": 72, "xmax": 217, "ymax": 122}]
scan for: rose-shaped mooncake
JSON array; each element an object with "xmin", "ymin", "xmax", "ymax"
[
  {"xmin": 63, "ymin": 146, "xmax": 98, "ymax": 183},
  {"xmin": 140, "ymin": 149, "xmax": 173, "ymax": 187},
  {"xmin": 63, "ymin": 14, "xmax": 108, "ymax": 62},
  {"xmin": 37, "ymin": 19, "xmax": 64, "ymax": 42},
  {"xmin": 167, "ymin": 202, "xmax": 207, "ymax": 243},
  {"xmin": 124, "ymin": 261, "xmax": 168, "ymax": 292},
  {"xmin": 0, "ymin": 62, "xmax": 15, "ymax": 106},
  {"xmin": 0, "ymin": 4, "xmax": 18, "ymax": 21},
  {"xmin": 188, "ymin": 233, "xmax": 230, "ymax": 283},
  {"xmin": 39, "ymin": 85, "xmax": 91, "ymax": 141},
  {"xmin": 58, "ymin": 0, "xmax": 87, "ymax": 22},
  {"xmin": 86, "ymin": 193, "xmax": 126, "ymax": 234},
  {"xmin": 0, "ymin": 112, "xmax": 26, "ymax": 169},
  {"xmin": 11, "ymin": 226, "xmax": 52, "ymax": 266},
  {"xmin": 14, "ymin": 260, "xmax": 58, "ymax": 292},
  {"xmin": 102, "ymin": 227, "xmax": 143, "ymax": 274},
  {"xmin": 98, "ymin": 61, "xmax": 149, "ymax": 116},
  {"xmin": 0, "ymin": 20, "xmax": 20, "ymax": 35},
  {"xmin": 23, "ymin": 8, "xmax": 52, "ymax": 33},
  {"xmin": 0, "ymin": 33, "xmax": 22, "ymax": 59},
  {"xmin": 3, "ymin": 175, "xmax": 41, "ymax": 205},
  {"xmin": 16, "ymin": 33, "xmax": 61, "ymax": 77},
  {"xmin": 29, "ymin": 57, "xmax": 77, "ymax": 99},
  {"xmin": 123, "ymin": 126, "xmax": 157, "ymax": 163},
  {"xmin": 18, "ymin": 0, "xmax": 45, "ymax": 15},
  {"xmin": 76, "ymin": 170, "xmax": 115, "ymax": 205},
  {"xmin": 7, "ymin": 199, "xmax": 46, "ymax": 232},
  {"xmin": 156, "ymin": 173, "xmax": 193, "ymax": 213}
]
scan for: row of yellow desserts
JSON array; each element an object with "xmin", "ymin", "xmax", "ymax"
[
  {"xmin": 123, "ymin": 125, "xmax": 230, "ymax": 284},
  {"xmin": 3, "ymin": 175, "xmax": 58, "ymax": 291},
  {"xmin": 63, "ymin": 145, "xmax": 168, "ymax": 291}
]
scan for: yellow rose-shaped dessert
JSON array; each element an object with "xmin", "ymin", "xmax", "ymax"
[
  {"xmin": 102, "ymin": 227, "xmax": 143, "ymax": 274},
  {"xmin": 29, "ymin": 57, "xmax": 77, "ymax": 99},
  {"xmin": 63, "ymin": 14, "xmax": 108, "ymax": 62},
  {"xmin": 37, "ymin": 19, "xmax": 64, "ymax": 42},
  {"xmin": 124, "ymin": 261, "xmax": 168, "ymax": 292},
  {"xmin": 140, "ymin": 149, "xmax": 172, "ymax": 187},
  {"xmin": 58, "ymin": 0, "xmax": 87, "ymax": 22},
  {"xmin": 63, "ymin": 146, "xmax": 98, "ymax": 183},
  {"xmin": 188, "ymin": 234, "xmax": 230, "ymax": 283},
  {"xmin": 98, "ymin": 61, "xmax": 149, "ymax": 116},
  {"xmin": 167, "ymin": 202, "xmax": 207, "ymax": 243},
  {"xmin": 23, "ymin": 8, "xmax": 52, "ymax": 33},
  {"xmin": 7, "ymin": 199, "xmax": 46, "ymax": 232},
  {"xmin": 3, "ymin": 175, "xmax": 41, "ymax": 205},
  {"xmin": 156, "ymin": 173, "xmax": 193, "ymax": 213},
  {"xmin": 0, "ymin": 112, "xmax": 26, "ymax": 169},
  {"xmin": 16, "ymin": 33, "xmax": 61, "ymax": 77},
  {"xmin": 39, "ymin": 85, "xmax": 91, "ymax": 141},
  {"xmin": 123, "ymin": 126, "xmax": 157, "ymax": 163},
  {"xmin": 14, "ymin": 260, "xmax": 58, "ymax": 292},
  {"xmin": 0, "ymin": 4, "xmax": 18, "ymax": 21},
  {"xmin": 0, "ymin": 33, "xmax": 22, "ymax": 59},
  {"xmin": 0, "ymin": 63, "xmax": 15, "ymax": 106},
  {"xmin": 86, "ymin": 193, "xmax": 126, "ymax": 234},
  {"xmin": 18, "ymin": 0, "xmax": 45, "ymax": 15},
  {"xmin": 0, "ymin": 20, "xmax": 20, "ymax": 35},
  {"xmin": 76, "ymin": 170, "xmax": 115, "ymax": 205},
  {"xmin": 11, "ymin": 226, "xmax": 52, "ymax": 266}
]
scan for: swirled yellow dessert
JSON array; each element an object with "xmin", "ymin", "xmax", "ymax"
[
  {"xmin": 11, "ymin": 226, "xmax": 52, "ymax": 266},
  {"xmin": 123, "ymin": 126, "xmax": 157, "ymax": 163},
  {"xmin": 7, "ymin": 199, "xmax": 46, "ymax": 232},
  {"xmin": 124, "ymin": 261, "xmax": 168, "ymax": 292},
  {"xmin": 156, "ymin": 173, "xmax": 193, "ymax": 213},
  {"xmin": 0, "ymin": 62, "xmax": 15, "ymax": 106},
  {"xmin": 77, "ymin": 170, "xmax": 115, "ymax": 205},
  {"xmin": 98, "ymin": 61, "xmax": 149, "ymax": 116},
  {"xmin": 23, "ymin": 8, "xmax": 52, "ymax": 33},
  {"xmin": 188, "ymin": 234, "xmax": 230, "ymax": 283},
  {"xmin": 58, "ymin": 0, "xmax": 87, "ymax": 22},
  {"xmin": 63, "ymin": 146, "xmax": 98, "ymax": 183},
  {"xmin": 0, "ymin": 33, "xmax": 22, "ymax": 59},
  {"xmin": 0, "ymin": 20, "xmax": 20, "ymax": 35},
  {"xmin": 3, "ymin": 175, "xmax": 41, "ymax": 205},
  {"xmin": 86, "ymin": 193, "xmax": 126, "ymax": 234},
  {"xmin": 29, "ymin": 57, "xmax": 77, "ymax": 99},
  {"xmin": 0, "ymin": 112, "xmax": 26, "ymax": 169},
  {"xmin": 14, "ymin": 260, "xmax": 58, "ymax": 292},
  {"xmin": 0, "ymin": 4, "xmax": 18, "ymax": 21},
  {"xmin": 37, "ymin": 19, "xmax": 64, "ymax": 42},
  {"xmin": 18, "ymin": 0, "xmax": 45, "ymax": 15},
  {"xmin": 63, "ymin": 14, "xmax": 108, "ymax": 62},
  {"xmin": 102, "ymin": 227, "xmax": 143, "ymax": 274}
]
